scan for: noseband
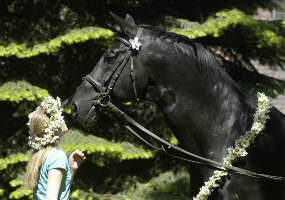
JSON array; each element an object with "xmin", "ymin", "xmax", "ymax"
[{"xmin": 81, "ymin": 28, "xmax": 285, "ymax": 182}]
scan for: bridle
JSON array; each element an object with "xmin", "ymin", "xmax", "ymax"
[
  {"xmin": 83, "ymin": 29, "xmax": 141, "ymax": 107},
  {"xmin": 82, "ymin": 28, "xmax": 285, "ymax": 182},
  {"xmin": 82, "ymin": 51, "xmax": 131, "ymax": 107}
]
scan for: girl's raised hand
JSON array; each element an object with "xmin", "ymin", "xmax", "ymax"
[{"xmin": 68, "ymin": 150, "xmax": 86, "ymax": 171}]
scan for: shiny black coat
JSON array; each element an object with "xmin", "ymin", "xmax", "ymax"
[{"xmin": 71, "ymin": 13, "xmax": 285, "ymax": 200}]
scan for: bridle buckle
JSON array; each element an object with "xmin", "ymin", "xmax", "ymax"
[{"xmin": 94, "ymin": 93, "xmax": 111, "ymax": 107}]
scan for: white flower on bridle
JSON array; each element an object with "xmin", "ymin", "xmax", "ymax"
[
  {"xmin": 194, "ymin": 92, "xmax": 272, "ymax": 200},
  {"xmin": 129, "ymin": 37, "xmax": 141, "ymax": 51},
  {"xmin": 27, "ymin": 96, "xmax": 64, "ymax": 150}
]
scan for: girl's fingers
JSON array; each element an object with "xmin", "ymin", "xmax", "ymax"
[{"xmin": 73, "ymin": 150, "xmax": 86, "ymax": 161}]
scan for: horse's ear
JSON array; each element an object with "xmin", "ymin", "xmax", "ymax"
[
  {"xmin": 125, "ymin": 14, "xmax": 136, "ymax": 26},
  {"xmin": 110, "ymin": 11, "xmax": 138, "ymax": 37}
]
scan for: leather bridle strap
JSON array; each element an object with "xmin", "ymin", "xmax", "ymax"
[
  {"xmin": 83, "ymin": 74, "xmax": 105, "ymax": 93},
  {"xmin": 130, "ymin": 57, "xmax": 138, "ymax": 99},
  {"xmin": 103, "ymin": 58, "xmax": 125, "ymax": 86},
  {"xmin": 106, "ymin": 100, "xmax": 285, "ymax": 182},
  {"xmin": 105, "ymin": 52, "xmax": 131, "ymax": 97},
  {"xmin": 115, "ymin": 36, "xmax": 132, "ymax": 48}
]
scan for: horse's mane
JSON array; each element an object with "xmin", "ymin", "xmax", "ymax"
[{"xmin": 139, "ymin": 24, "xmax": 232, "ymax": 81}]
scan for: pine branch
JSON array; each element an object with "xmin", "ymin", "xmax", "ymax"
[{"xmin": 0, "ymin": 27, "xmax": 113, "ymax": 58}]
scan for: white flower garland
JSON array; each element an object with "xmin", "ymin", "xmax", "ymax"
[
  {"xmin": 194, "ymin": 92, "xmax": 272, "ymax": 200},
  {"xmin": 27, "ymin": 96, "xmax": 64, "ymax": 150}
]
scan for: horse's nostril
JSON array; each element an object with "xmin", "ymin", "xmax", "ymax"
[{"xmin": 71, "ymin": 103, "xmax": 78, "ymax": 114}]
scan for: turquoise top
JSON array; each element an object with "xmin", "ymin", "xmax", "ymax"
[{"xmin": 33, "ymin": 148, "xmax": 71, "ymax": 200}]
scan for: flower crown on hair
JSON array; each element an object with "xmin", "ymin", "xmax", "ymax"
[{"xmin": 27, "ymin": 96, "xmax": 64, "ymax": 150}]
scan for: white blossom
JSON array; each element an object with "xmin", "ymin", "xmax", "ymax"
[
  {"xmin": 129, "ymin": 37, "xmax": 141, "ymax": 51},
  {"xmin": 27, "ymin": 96, "xmax": 64, "ymax": 150}
]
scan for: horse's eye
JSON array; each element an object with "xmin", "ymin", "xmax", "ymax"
[{"xmin": 104, "ymin": 50, "xmax": 116, "ymax": 64}]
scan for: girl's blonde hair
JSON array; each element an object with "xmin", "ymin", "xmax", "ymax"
[{"xmin": 24, "ymin": 108, "xmax": 65, "ymax": 190}]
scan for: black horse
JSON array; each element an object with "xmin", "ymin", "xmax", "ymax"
[{"xmin": 71, "ymin": 13, "xmax": 285, "ymax": 199}]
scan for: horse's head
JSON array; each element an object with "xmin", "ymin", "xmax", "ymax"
[
  {"xmin": 71, "ymin": 12, "xmax": 229, "ymax": 130},
  {"xmin": 71, "ymin": 13, "xmax": 151, "ymax": 128}
]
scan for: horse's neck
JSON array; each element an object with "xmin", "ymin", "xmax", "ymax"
[
  {"xmin": 143, "ymin": 42, "xmax": 285, "ymax": 153},
  {"xmin": 146, "ymin": 64, "xmax": 258, "ymax": 152}
]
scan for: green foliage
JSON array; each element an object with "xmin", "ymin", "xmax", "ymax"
[
  {"xmin": 0, "ymin": 81, "xmax": 73, "ymax": 115},
  {"xmin": 61, "ymin": 128, "xmax": 155, "ymax": 166},
  {"xmin": 119, "ymin": 142, "xmax": 154, "ymax": 160},
  {"xmin": 0, "ymin": 189, "xmax": 4, "ymax": 196},
  {"xmin": 9, "ymin": 179, "xmax": 23, "ymax": 188},
  {"xmin": 168, "ymin": 9, "xmax": 251, "ymax": 38},
  {"xmin": 0, "ymin": 81, "xmax": 48, "ymax": 103},
  {"xmin": 168, "ymin": 9, "xmax": 272, "ymax": 39},
  {"xmin": 61, "ymin": 128, "xmax": 123, "ymax": 154},
  {"xmin": 70, "ymin": 166, "xmax": 190, "ymax": 200},
  {"xmin": 9, "ymin": 188, "xmax": 32, "ymax": 200},
  {"xmin": 0, "ymin": 153, "xmax": 29, "ymax": 171},
  {"xmin": 169, "ymin": 9, "xmax": 285, "ymax": 67},
  {"xmin": 0, "ymin": 27, "xmax": 113, "ymax": 58},
  {"xmin": 0, "ymin": 153, "xmax": 31, "ymax": 199},
  {"xmin": 8, "ymin": 179, "xmax": 33, "ymax": 199},
  {"xmin": 122, "ymin": 167, "xmax": 189, "ymax": 200},
  {"xmin": 234, "ymin": 71, "xmax": 285, "ymax": 98},
  {"xmin": 106, "ymin": 0, "xmax": 142, "ymax": 8}
]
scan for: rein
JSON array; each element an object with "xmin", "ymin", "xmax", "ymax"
[
  {"xmin": 82, "ymin": 28, "xmax": 285, "ymax": 182},
  {"xmin": 106, "ymin": 101, "xmax": 285, "ymax": 181}
]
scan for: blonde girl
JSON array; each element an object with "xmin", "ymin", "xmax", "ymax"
[{"xmin": 24, "ymin": 96, "xmax": 86, "ymax": 200}]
